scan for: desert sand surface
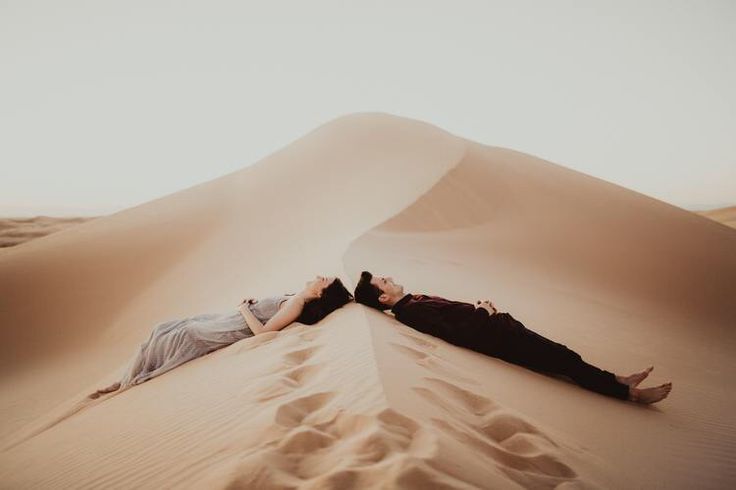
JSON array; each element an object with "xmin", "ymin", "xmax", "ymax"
[
  {"xmin": 1, "ymin": 113, "xmax": 734, "ymax": 489},
  {"xmin": 0, "ymin": 216, "xmax": 96, "ymax": 249},
  {"xmin": 696, "ymin": 206, "xmax": 736, "ymax": 230}
]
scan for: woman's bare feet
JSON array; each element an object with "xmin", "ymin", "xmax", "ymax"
[
  {"xmin": 616, "ymin": 366, "xmax": 654, "ymax": 387},
  {"xmin": 628, "ymin": 382, "xmax": 672, "ymax": 404},
  {"xmin": 88, "ymin": 382, "xmax": 121, "ymax": 399}
]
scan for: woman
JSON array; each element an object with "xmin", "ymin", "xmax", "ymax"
[{"xmin": 89, "ymin": 275, "xmax": 353, "ymax": 398}]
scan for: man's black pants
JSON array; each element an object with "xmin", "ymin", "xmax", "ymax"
[{"xmin": 475, "ymin": 313, "xmax": 630, "ymax": 400}]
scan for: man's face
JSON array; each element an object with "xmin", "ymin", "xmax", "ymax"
[{"xmin": 370, "ymin": 275, "xmax": 404, "ymax": 299}]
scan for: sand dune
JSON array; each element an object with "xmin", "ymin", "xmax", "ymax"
[
  {"xmin": 1, "ymin": 113, "xmax": 734, "ymax": 489},
  {"xmin": 0, "ymin": 216, "xmax": 96, "ymax": 249},
  {"xmin": 696, "ymin": 205, "xmax": 736, "ymax": 230}
]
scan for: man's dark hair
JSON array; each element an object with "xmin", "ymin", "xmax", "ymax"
[
  {"xmin": 297, "ymin": 278, "xmax": 353, "ymax": 325},
  {"xmin": 354, "ymin": 270, "xmax": 389, "ymax": 311}
]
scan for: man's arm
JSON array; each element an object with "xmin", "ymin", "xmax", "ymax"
[{"xmin": 438, "ymin": 298, "xmax": 490, "ymax": 326}]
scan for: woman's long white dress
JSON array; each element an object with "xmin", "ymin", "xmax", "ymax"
[{"xmin": 118, "ymin": 295, "xmax": 292, "ymax": 388}]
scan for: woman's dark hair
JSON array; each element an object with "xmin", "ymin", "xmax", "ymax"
[{"xmin": 296, "ymin": 278, "xmax": 354, "ymax": 325}]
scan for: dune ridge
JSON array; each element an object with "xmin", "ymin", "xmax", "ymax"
[
  {"xmin": 1, "ymin": 113, "xmax": 734, "ymax": 488},
  {"xmin": 696, "ymin": 205, "xmax": 736, "ymax": 230},
  {"xmin": 0, "ymin": 216, "xmax": 97, "ymax": 249}
]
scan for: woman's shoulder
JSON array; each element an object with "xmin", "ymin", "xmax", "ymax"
[
  {"xmin": 257, "ymin": 293, "xmax": 295, "ymax": 307},
  {"xmin": 277, "ymin": 293, "xmax": 296, "ymax": 305}
]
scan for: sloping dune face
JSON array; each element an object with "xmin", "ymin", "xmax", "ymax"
[{"xmin": 1, "ymin": 113, "xmax": 735, "ymax": 489}]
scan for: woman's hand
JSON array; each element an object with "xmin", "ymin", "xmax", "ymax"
[{"xmin": 475, "ymin": 300, "xmax": 498, "ymax": 315}]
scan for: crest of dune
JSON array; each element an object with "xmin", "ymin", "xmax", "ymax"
[
  {"xmin": 1, "ymin": 113, "xmax": 734, "ymax": 489},
  {"xmin": 697, "ymin": 206, "xmax": 736, "ymax": 230}
]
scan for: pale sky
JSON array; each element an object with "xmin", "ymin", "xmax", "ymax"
[{"xmin": 1, "ymin": 0, "xmax": 734, "ymax": 217}]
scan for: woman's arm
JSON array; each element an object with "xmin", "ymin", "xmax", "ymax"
[
  {"xmin": 239, "ymin": 304, "xmax": 266, "ymax": 334},
  {"xmin": 241, "ymin": 294, "xmax": 307, "ymax": 335},
  {"xmin": 259, "ymin": 294, "xmax": 307, "ymax": 334}
]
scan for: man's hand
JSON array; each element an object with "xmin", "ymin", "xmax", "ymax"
[{"xmin": 475, "ymin": 300, "xmax": 498, "ymax": 315}]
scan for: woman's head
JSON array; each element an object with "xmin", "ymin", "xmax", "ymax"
[
  {"xmin": 302, "ymin": 275, "xmax": 336, "ymax": 299},
  {"xmin": 297, "ymin": 276, "xmax": 353, "ymax": 325}
]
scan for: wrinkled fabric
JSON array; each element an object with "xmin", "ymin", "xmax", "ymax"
[
  {"xmin": 117, "ymin": 295, "xmax": 295, "ymax": 389},
  {"xmin": 119, "ymin": 310, "xmax": 252, "ymax": 389},
  {"xmin": 246, "ymin": 294, "xmax": 294, "ymax": 324}
]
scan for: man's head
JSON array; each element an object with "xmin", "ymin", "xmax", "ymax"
[{"xmin": 354, "ymin": 271, "xmax": 405, "ymax": 310}]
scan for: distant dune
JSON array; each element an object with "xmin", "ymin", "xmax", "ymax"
[
  {"xmin": 0, "ymin": 216, "xmax": 97, "ymax": 249},
  {"xmin": 695, "ymin": 205, "xmax": 736, "ymax": 229},
  {"xmin": 1, "ymin": 207, "xmax": 730, "ymax": 250},
  {"xmin": 0, "ymin": 113, "xmax": 734, "ymax": 489}
]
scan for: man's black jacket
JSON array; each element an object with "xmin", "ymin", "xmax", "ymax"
[{"xmin": 390, "ymin": 293, "xmax": 521, "ymax": 353}]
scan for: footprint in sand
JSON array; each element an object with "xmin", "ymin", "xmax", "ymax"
[
  {"xmin": 255, "ymin": 345, "xmax": 325, "ymax": 402},
  {"xmin": 398, "ymin": 330, "xmax": 439, "ymax": 351},
  {"xmin": 418, "ymin": 378, "xmax": 558, "ymax": 447},
  {"xmin": 283, "ymin": 346, "xmax": 321, "ymax": 367},
  {"xmin": 414, "ymin": 377, "xmax": 582, "ymax": 488},
  {"xmin": 298, "ymin": 327, "xmax": 323, "ymax": 341},
  {"xmin": 416, "ymin": 377, "xmax": 499, "ymax": 416},
  {"xmin": 390, "ymin": 342, "xmax": 478, "ymax": 385},
  {"xmin": 233, "ymin": 330, "xmax": 280, "ymax": 353},
  {"xmin": 234, "ymin": 321, "xmax": 323, "ymax": 355},
  {"xmin": 226, "ymin": 400, "xmax": 447, "ymax": 487},
  {"xmin": 274, "ymin": 392, "xmax": 338, "ymax": 428}
]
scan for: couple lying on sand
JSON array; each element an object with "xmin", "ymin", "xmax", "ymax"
[{"xmin": 91, "ymin": 272, "xmax": 672, "ymax": 404}]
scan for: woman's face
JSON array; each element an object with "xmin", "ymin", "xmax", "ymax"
[{"xmin": 305, "ymin": 275, "xmax": 336, "ymax": 298}]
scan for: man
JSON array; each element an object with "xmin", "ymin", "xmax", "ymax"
[{"xmin": 354, "ymin": 271, "xmax": 672, "ymax": 404}]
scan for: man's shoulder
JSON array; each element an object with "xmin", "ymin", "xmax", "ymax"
[
  {"xmin": 391, "ymin": 294, "xmax": 445, "ymax": 316},
  {"xmin": 397, "ymin": 294, "xmax": 475, "ymax": 313},
  {"xmin": 410, "ymin": 294, "xmax": 447, "ymax": 302},
  {"xmin": 400, "ymin": 294, "xmax": 443, "ymax": 308},
  {"xmin": 417, "ymin": 294, "xmax": 473, "ymax": 306}
]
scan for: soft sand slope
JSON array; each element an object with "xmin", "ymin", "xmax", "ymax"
[{"xmin": 1, "ymin": 113, "xmax": 734, "ymax": 489}]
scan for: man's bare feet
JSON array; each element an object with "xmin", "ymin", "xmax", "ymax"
[
  {"xmin": 616, "ymin": 366, "xmax": 654, "ymax": 387},
  {"xmin": 88, "ymin": 381, "xmax": 121, "ymax": 399},
  {"xmin": 628, "ymin": 382, "xmax": 672, "ymax": 404}
]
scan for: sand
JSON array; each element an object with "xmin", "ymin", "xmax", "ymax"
[
  {"xmin": 0, "ymin": 113, "xmax": 734, "ymax": 489},
  {"xmin": 696, "ymin": 206, "xmax": 736, "ymax": 230},
  {"xmin": 0, "ymin": 216, "xmax": 96, "ymax": 249}
]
